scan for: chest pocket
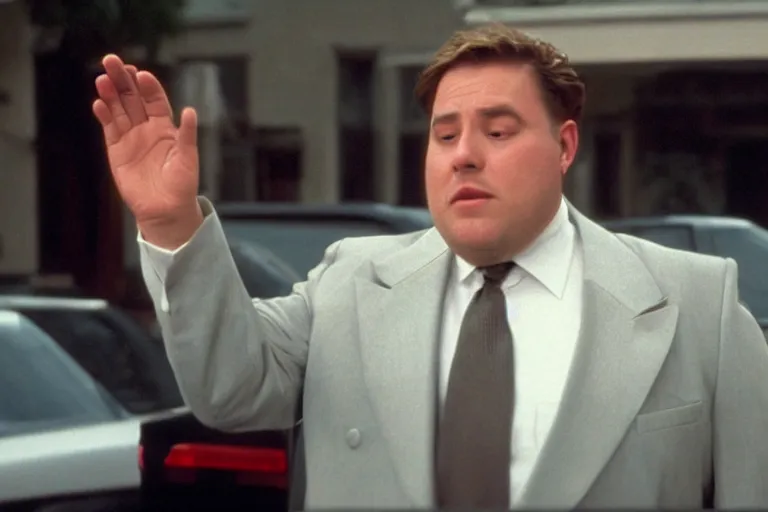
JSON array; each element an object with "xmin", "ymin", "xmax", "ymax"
[{"xmin": 636, "ymin": 401, "xmax": 703, "ymax": 434}]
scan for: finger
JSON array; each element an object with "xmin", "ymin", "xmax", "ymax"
[
  {"xmin": 127, "ymin": 65, "xmax": 175, "ymax": 119},
  {"xmin": 125, "ymin": 65, "xmax": 139, "ymax": 87},
  {"xmin": 92, "ymin": 99, "xmax": 121, "ymax": 146},
  {"xmin": 178, "ymin": 107, "xmax": 198, "ymax": 148},
  {"xmin": 135, "ymin": 70, "xmax": 174, "ymax": 119},
  {"xmin": 95, "ymin": 73, "xmax": 132, "ymax": 135},
  {"xmin": 102, "ymin": 54, "xmax": 148, "ymax": 127}
]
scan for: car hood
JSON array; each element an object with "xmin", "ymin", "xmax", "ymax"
[{"xmin": 0, "ymin": 416, "xmax": 145, "ymax": 502}]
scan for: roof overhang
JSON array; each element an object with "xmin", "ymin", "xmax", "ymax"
[
  {"xmin": 462, "ymin": 1, "xmax": 768, "ymax": 64},
  {"xmin": 182, "ymin": 0, "xmax": 251, "ymax": 27}
]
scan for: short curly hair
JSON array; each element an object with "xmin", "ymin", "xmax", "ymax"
[{"xmin": 415, "ymin": 24, "xmax": 586, "ymax": 124}]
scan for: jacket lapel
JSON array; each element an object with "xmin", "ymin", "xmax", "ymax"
[
  {"xmin": 355, "ymin": 228, "xmax": 452, "ymax": 506},
  {"xmin": 518, "ymin": 206, "xmax": 679, "ymax": 508}
]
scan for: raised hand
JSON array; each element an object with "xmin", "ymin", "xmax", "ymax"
[{"xmin": 93, "ymin": 54, "xmax": 203, "ymax": 249}]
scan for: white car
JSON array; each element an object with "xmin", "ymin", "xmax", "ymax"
[{"xmin": 0, "ymin": 310, "xmax": 144, "ymax": 509}]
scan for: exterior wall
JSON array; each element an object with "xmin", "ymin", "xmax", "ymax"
[
  {"xmin": 464, "ymin": 1, "xmax": 768, "ymax": 64},
  {"xmin": 0, "ymin": 0, "xmax": 37, "ymax": 275},
  {"xmin": 160, "ymin": 0, "xmax": 465, "ymax": 204},
  {"xmin": 160, "ymin": 0, "xmax": 768, "ymax": 214},
  {"xmin": 3, "ymin": 0, "xmax": 767, "ymax": 275}
]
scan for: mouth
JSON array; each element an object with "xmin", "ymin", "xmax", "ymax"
[{"xmin": 450, "ymin": 186, "xmax": 494, "ymax": 204}]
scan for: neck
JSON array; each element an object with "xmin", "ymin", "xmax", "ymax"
[{"xmin": 457, "ymin": 197, "xmax": 563, "ymax": 267}]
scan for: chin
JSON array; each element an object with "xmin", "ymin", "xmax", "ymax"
[{"xmin": 439, "ymin": 216, "xmax": 506, "ymax": 255}]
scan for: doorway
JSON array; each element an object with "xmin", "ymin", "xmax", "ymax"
[{"xmin": 725, "ymin": 138, "xmax": 768, "ymax": 227}]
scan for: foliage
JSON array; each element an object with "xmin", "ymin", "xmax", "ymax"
[{"xmin": 25, "ymin": 0, "xmax": 187, "ymax": 59}]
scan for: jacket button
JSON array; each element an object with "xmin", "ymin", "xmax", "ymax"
[{"xmin": 345, "ymin": 428, "xmax": 362, "ymax": 449}]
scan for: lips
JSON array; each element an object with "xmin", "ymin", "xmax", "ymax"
[{"xmin": 450, "ymin": 186, "xmax": 494, "ymax": 204}]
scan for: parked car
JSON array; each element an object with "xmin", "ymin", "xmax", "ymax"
[
  {"xmin": 139, "ymin": 407, "xmax": 290, "ymax": 511},
  {"xmin": 0, "ymin": 295, "xmax": 183, "ymax": 415},
  {"xmin": 217, "ymin": 202, "xmax": 433, "ymax": 278},
  {"xmin": 228, "ymin": 239, "xmax": 302, "ymax": 297},
  {"xmin": 138, "ymin": 203, "xmax": 435, "ymax": 510},
  {"xmin": 0, "ymin": 244, "xmax": 300, "ymax": 511},
  {"xmin": 123, "ymin": 238, "xmax": 302, "ymax": 339},
  {"xmin": 139, "ymin": 205, "xmax": 768, "ymax": 510},
  {"xmin": 0, "ymin": 309, "xmax": 144, "ymax": 510},
  {"xmin": 603, "ymin": 215, "xmax": 768, "ymax": 331}
]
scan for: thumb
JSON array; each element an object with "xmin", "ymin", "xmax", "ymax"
[{"xmin": 178, "ymin": 107, "xmax": 198, "ymax": 148}]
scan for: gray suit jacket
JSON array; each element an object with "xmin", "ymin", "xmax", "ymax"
[{"xmin": 141, "ymin": 197, "xmax": 768, "ymax": 509}]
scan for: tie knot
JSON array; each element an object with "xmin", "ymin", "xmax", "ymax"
[{"xmin": 480, "ymin": 262, "xmax": 514, "ymax": 285}]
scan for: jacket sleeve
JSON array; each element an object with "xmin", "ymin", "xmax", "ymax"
[
  {"xmin": 139, "ymin": 197, "xmax": 341, "ymax": 432},
  {"xmin": 713, "ymin": 258, "xmax": 768, "ymax": 508}
]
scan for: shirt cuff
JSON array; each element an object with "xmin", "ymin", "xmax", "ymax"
[
  {"xmin": 134, "ymin": 197, "xmax": 213, "ymax": 313},
  {"xmin": 138, "ymin": 233, "xmax": 190, "ymax": 313}
]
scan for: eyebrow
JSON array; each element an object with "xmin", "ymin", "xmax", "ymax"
[{"xmin": 430, "ymin": 104, "xmax": 524, "ymax": 129}]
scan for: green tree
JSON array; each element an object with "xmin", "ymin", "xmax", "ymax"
[
  {"xmin": 25, "ymin": 0, "xmax": 186, "ymax": 61},
  {"xmin": 26, "ymin": 0, "xmax": 187, "ymax": 301}
]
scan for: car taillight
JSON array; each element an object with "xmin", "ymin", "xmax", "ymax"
[
  {"xmin": 162, "ymin": 443, "xmax": 288, "ymax": 489},
  {"xmin": 165, "ymin": 443, "xmax": 287, "ymax": 473},
  {"xmin": 138, "ymin": 444, "xmax": 144, "ymax": 470}
]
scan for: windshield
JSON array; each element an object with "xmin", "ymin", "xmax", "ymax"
[
  {"xmin": 711, "ymin": 226, "xmax": 768, "ymax": 321},
  {"xmin": 221, "ymin": 219, "xmax": 400, "ymax": 278},
  {"xmin": 0, "ymin": 311, "xmax": 125, "ymax": 438},
  {"xmin": 20, "ymin": 307, "xmax": 184, "ymax": 415}
]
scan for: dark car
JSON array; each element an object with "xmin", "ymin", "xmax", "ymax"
[
  {"xmin": 602, "ymin": 215, "xmax": 768, "ymax": 330},
  {"xmin": 139, "ymin": 203, "xmax": 434, "ymax": 511},
  {"xmin": 0, "ymin": 295, "xmax": 183, "ymax": 416},
  {"xmin": 122, "ymin": 239, "xmax": 302, "ymax": 339},
  {"xmin": 217, "ymin": 202, "xmax": 433, "ymax": 278},
  {"xmin": 138, "ymin": 407, "xmax": 290, "ymax": 512}
]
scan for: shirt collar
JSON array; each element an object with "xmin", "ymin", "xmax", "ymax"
[{"xmin": 454, "ymin": 196, "xmax": 575, "ymax": 298}]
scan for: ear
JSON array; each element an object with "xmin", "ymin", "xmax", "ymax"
[{"xmin": 558, "ymin": 120, "xmax": 579, "ymax": 176}]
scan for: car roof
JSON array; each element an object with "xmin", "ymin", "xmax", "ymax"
[
  {"xmin": 215, "ymin": 201, "xmax": 430, "ymax": 223},
  {"xmin": 601, "ymin": 214, "xmax": 756, "ymax": 230},
  {"xmin": 0, "ymin": 295, "xmax": 108, "ymax": 311}
]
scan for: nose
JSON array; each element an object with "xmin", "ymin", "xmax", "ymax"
[{"xmin": 451, "ymin": 132, "xmax": 485, "ymax": 173}]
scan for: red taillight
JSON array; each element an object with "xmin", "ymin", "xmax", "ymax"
[
  {"xmin": 138, "ymin": 445, "xmax": 144, "ymax": 470},
  {"xmin": 164, "ymin": 443, "xmax": 287, "ymax": 473},
  {"xmin": 162, "ymin": 443, "xmax": 288, "ymax": 489}
]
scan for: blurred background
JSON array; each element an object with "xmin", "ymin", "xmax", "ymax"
[
  {"xmin": 2, "ymin": 0, "xmax": 768, "ymax": 312},
  {"xmin": 3, "ymin": 1, "xmax": 768, "ymax": 510}
]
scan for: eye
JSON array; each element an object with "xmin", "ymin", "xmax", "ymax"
[
  {"xmin": 489, "ymin": 130, "xmax": 513, "ymax": 140},
  {"xmin": 440, "ymin": 134, "xmax": 456, "ymax": 142}
]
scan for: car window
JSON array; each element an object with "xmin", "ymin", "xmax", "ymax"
[
  {"xmin": 20, "ymin": 308, "xmax": 183, "ymax": 414},
  {"xmin": 618, "ymin": 226, "xmax": 696, "ymax": 251},
  {"xmin": 228, "ymin": 240, "xmax": 302, "ymax": 298},
  {"xmin": 221, "ymin": 219, "xmax": 396, "ymax": 278},
  {"xmin": 711, "ymin": 227, "xmax": 768, "ymax": 321},
  {"xmin": 0, "ymin": 311, "xmax": 123, "ymax": 438}
]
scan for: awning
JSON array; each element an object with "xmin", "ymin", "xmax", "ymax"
[{"xmin": 462, "ymin": 1, "xmax": 768, "ymax": 64}]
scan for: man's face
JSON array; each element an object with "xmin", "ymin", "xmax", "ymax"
[{"xmin": 424, "ymin": 61, "xmax": 578, "ymax": 265}]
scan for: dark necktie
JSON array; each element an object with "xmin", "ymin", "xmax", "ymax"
[{"xmin": 436, "ymin": 262, "xmax": 515, "ymax": 510}]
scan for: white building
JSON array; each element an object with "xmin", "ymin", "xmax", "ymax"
[
  {"xmin": 2, "ymin": 0, "xmax": 768, "ymax": 288},
  {"xmin": 0, "ymin": 0, "xmax": 37, "ymax": 276}
]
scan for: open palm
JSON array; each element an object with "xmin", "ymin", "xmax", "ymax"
[{"xmin": 93, "ymin": 55, "xmax": 200, "ymax": 229}]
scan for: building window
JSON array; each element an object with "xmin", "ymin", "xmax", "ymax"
[
  {"xmin": 398, "ymin": 65, "xmax": 428, "ymax": 206},
  {"xmin": 337, "ymin": 52, "xmax": 376, "ymax": 201},
  {"xmin": 177, "ymin": 56, "xmax": 249, "ymax": 123},
  {"xmin": 254, "ymin": 127, "xmax": 304, "ymax": 202},
  {"xmin": 174, "ymin": 56, "xmax": 252, "ymax": 202}
]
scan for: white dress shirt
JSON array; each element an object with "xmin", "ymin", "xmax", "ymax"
[
  {"xmin": 438, "ymin": 197, "xmax": 584, "ymax": 505},
  {"xmin": 138, "ymin": 196, "xmax": 584, "ymax": 505}
]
